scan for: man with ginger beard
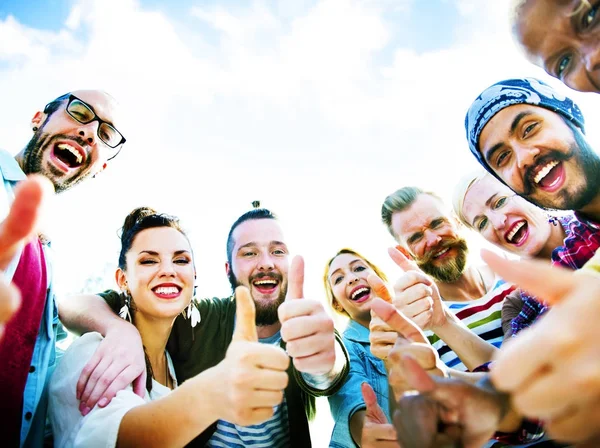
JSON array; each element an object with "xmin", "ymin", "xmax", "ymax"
[{"xmin": 380, "ymin": 187, "xmax": 515, "ymax": 371}]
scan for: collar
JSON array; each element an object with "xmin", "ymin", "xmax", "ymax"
[
  {"xmin": 0, "ymin": 150, "xmax": 26, "ymax": 182},
  {"xmin": 343, "ymin": 319, "xmax": 370, "ymax": 343},
  {"xmin": 574, "ymin": 211, "xmax": 600, "ymax": 230}
]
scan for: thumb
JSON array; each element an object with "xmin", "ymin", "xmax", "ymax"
[
  {"xmin": 370, "ymin": 298, "xmax": 428, "ymax": 344},
  {"xmin": 0, "ymin": 174, "xmax": 54, "ymax": 270},
  {"xmin": 367, "ymin": 273, "xmax": 392, "ymax": 303},
  {"xmin": 232, "ymin": 286, "xmax": 258, "ymax": 342},
  {"xmin": 132, "ymin": 370, "xmax": 148, "ymax": 399},
  {"xmin": 388, "ymin": 246, "xmax": 419, "ymax": 273},
  {"xmin": 402, "ymin": 354, "xmax": 436, "ymax": 393},
  {"xmin": 481, "ymin": 248, "xmax": 575, "ymax": 306},
  {"xmin": 361, "ymin": 382, "xmax": 388, "ymax": 424},
  {"xmin": 285, "ymin": 255, "xmax": 304, "ymax": 300}
]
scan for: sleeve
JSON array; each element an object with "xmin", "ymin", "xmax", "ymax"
[
  {"xmin": 98, "ymin": 289, "xmax": 123, "ymax": 314},
  {"xmin": 293, "ymin": 329, "xmax": 350, "ymax": 398},
  {"xmin": 326, "ymin": 340, "xmax": 369, "ymax": 448},
  {"xmin": 49, "ymin": 333, "xmax": 146, "ymax": 448},
  {"xmin": 501, "ymin": 289, "xmax": 523, "ymax": 340}
]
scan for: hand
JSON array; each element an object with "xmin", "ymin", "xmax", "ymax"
[
  {"xmin": 393, "ymin": 356, "xmax": 507, "ymax": 448},
  {"xmin": 367, "ymin": 274, "xmax": 400, "ymax": 361},
  {"xmin": 387, "ymin": 247, "xmax": 448, "ymax": 331},
  {"xmin": 0, "ymin": 175, "xmax": 53, "ymax": 340},
  {"xmin": 361, "ymin": 382, "xmax": 399, "ymax": 448},
  {"xmin": 77, "ymin": 320, "xmax": 147, "ymax": 415},
  {"xmin": 278, "ymin": 255, "xmax": 336, "ymax": 374},
  {"xmin": 214, "ymin": 286, "xmax": 289, "ymax": 426},
  {"xmin": 483, "ymin": 249, "xmax": 600, "ymax": 443},
  {"xmin": 370, "ymin": 298, "xmax": 446, "ymax": 401}
]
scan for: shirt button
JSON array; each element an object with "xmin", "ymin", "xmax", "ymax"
[
  {"xmin": 25, "ymin": 412, "xmax": 32, "ymax": 421},
  {"xmin": 29, "ymin": 365, "xmax": 36, "ymax": 373}
]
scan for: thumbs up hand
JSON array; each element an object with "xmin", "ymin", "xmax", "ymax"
[
  {"xmin": 278, "ymin": 255, "xmax": 336, "ymax": 374},
  {"xmin": 387, "ymin": 247, "xmax": 449, "ymax": 331},
  {"xmin": 360, "ymin": 382, "xmax": 399, "ymax": 448},
  {"xmin": 217, "ymin": 286, "xmax": 289, "ymax": 426}
]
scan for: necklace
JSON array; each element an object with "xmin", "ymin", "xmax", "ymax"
[{"xmin": 476, "ymin": 268, "xmax": 488, "ymax": 295}]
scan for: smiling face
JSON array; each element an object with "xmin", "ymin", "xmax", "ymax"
[
  {"xmin": 21, "ymin": 90, "xmax": 121, "ymax": 193},
  {"xmin": 391, "ymin": 194, "xmax": 468, "ymax": 283},
  {"xmin": 227, "ymin": 218, "xmax": 289, "ymax": 326},
  {"xmin": 462, "ymin": 174, "xmax": 552, "ymax": 257},
  {"xmin": 478, "ymin": 103, "xmax": 600, "ymax": 211},
  {"xmin": 327, "ymin": 253, "xmax": 380, "ymax": 323},
  {"xmin": 513, "ymin": 0, "xmax": 600, "ymax": 93},
  {"xmin": 118, "ymin": 227, "xmax": 194, "ymax": 321}
]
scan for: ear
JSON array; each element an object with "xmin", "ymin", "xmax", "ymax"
[
  {"xmin": 225, "ymin": 261, "xmax": 231, "ymax": 276},
  {"xmin": 115, "ymin": 268, "xmax": 127, "ymax": 291},
  {"xmin": 31, "ymin": 111, "xmax": 44, "ymax": 131},
  {"xmin": 332, "ymin": 299, "xmax": 344, "ymax": 313}
]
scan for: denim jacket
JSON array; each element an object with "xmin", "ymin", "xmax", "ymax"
[
  {"xmin": 0, "ymin": 150, "xmax": 62, "ymax": 447},
  {"xmin": 328, "ymin": 320, "xmax": 390, "ymax": 448}
]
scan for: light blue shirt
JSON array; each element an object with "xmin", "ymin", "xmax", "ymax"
[
  {"xmin": 328, "ymin": 320, "xmax": 390, "ymax": 448},
  {"xmin": 0, "ymin": 149, "xmax": 62, "ymax": 447}
]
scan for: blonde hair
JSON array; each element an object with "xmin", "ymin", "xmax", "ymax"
[
  {"xmin": 452, "ymin": 169, "xmax": 491, "ymax": 229},
  {"xmin": 323, "ymin": 248, "xmax": 388, "ymax": 318}
]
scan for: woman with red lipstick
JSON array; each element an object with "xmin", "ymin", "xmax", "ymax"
[
  {"xmin": 48, "ymin": 207, "xmax": 289, "ymax": 447},
  {"xmin": 453, "ymin": 171, "xmax": 573, "ymax": 337}
]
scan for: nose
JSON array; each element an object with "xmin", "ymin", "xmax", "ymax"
[
  {"xmin": 257, "ymin": 252, "xmax": 275, "ymax": 271},
  {"xmin": 159, "ymin": 260, "xmax": 176, "ymax": 277},
  {"xmin": 489, "ymin": 211, "xmax": 507, "ymax": 231},
  {"xmin": 514, "ymin": 145, "xmax": 540, "ymax": 170},
  {"xmin": 78, "ymin": 122, "xmax": 98, "ymax": 146},
  {"xmin": 424, "ymin": 229, "xmax": 441, "ymax": 248},
  {"xmin": 347, "ymin": 273, "xmax": 360, "ymax": 285},
  {"xmin": 582, "ymin": 41, "xmax": 600, "ymax": 73}
]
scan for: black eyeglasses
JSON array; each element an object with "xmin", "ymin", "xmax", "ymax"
[{"xmin": 50, "ymin": 94, "xmax": 126, "ymax": 158}]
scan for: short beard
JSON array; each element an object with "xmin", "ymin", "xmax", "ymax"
[
  {"xmin": 21, "ymin": 128, "xmax": 93, "ymax": 194},
  {"xmin": 417, "ymin": 237, "xmax": 468, "ymax": 283},
  {"xmin": 520, "ymin": 123, "xmax": 600, "ymax": 211},
  {"xmin": 229, "ymin": 272, "xmax": 287, "ymax": 327}
]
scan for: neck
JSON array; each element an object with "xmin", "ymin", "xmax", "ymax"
[
  {"xmin": 14, "ymin": 152, "xmax": 25, "ymax": 173},
  {"xmin": 537, "ymin": 220, "xmax": 567, "ymax": 260},
  {"xmin": 435, "ymin": 265, "xmax": 488, "ymax": 302},
  {"xmin": 134, "ymin": 313, "xmax": 173, "ymax": 380},
  {"xmin": 578, "ymin": 194, "xmax": 600, "ymax": 222},
  {"xmin": 256, "ymin": 321, "xmax": 282, "ymax": 339}
]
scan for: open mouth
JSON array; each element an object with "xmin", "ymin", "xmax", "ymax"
[
  {"xmin": 52, "ymin": 142, "xmax": 85, "ymax": 170},
  {"xmin": 253, "ymin": 278, "xmax": 279, "ymax": 294},
  {"xmin": 350, "ymin": 286, "xmax": 371, "ymax": 303},
  {"xmin": 505, "ymin": 220, "xmax": 528, "ymax": 245},
  {"xmin": 152, "ymin": 285, "xmax": 182, "ymax": 299},
  {"xmin": 432, "ymin": 247, "xmax": 450, "ymax": 259},
  {"xmin": 532, "ymin": 160, "xmax": 564, "ymax": 192}
]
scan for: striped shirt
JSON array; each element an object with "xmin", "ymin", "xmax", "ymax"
[
  {"xmin": 426, "ymin": 276, "xmax": 515, "ymax": 371},
  {"xmin": 207, "ymin": 331, "xmax": 291, "ymax": 448}
]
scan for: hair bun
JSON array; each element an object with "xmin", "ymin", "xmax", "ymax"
[
  {"xmin": 121, "ymin": 207, "xmax": 157, "ymax": 238},
  {"xmin": 252, "ymin": 200, "xmax": 261, "ymax": 209}
]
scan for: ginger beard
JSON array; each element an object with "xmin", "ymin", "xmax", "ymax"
[{"xmin": 416, "ymin": 237, "xmax": 469, "ymax": 283}]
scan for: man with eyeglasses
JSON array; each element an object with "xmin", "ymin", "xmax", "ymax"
[{"xmin": 0, "ymin": 90, "xmax": 125, "ymax": 447}]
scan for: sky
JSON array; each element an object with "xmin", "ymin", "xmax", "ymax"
[{"xmin": 2, "ymin": 0, "xmax": 600, "ymax": 445}]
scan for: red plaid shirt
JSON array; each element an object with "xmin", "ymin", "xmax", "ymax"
[{"xmin": 552, "ymin": 213, "xmax": 600, "ymax": 270}]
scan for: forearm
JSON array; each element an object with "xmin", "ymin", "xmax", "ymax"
[
  {"xmin": 434, "ymin": 319, "xmax": 497, "ymax": 371},
  {"xmin": 58, "ymin": 294, "xmax": 124, "ymax": 336},
  {"xmin": 117, "ymin": 368, "xmax": 220, "ymax": 448},
  {"xmin": 349, "ymin": 410, "xmax": 366, "ymax": 447},
  {"xmin": 300, "ymin": 334, "xmax": 349, "ymax": 395}
]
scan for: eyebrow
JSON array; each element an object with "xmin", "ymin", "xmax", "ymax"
[
  {"xmin": 237, "ymin": 241, "xmax": 287, "ymax": 250},
  {"xmin": 329, "ymin": 259, "xmax": 362, "ymax": 280},
  {"xmin": 484, "ymin": 111, "xmax": 532, "ymax": 164},
  {"xmin": 471, "ymin": 193, "xmax": 497, "ymax": 227},
  {"xmin": 138, "ymin": 250, "xmax": 190, "ymax": 256}
]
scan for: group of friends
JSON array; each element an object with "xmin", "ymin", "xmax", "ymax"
[{"xmin": 2, "ymin": 0, "xmax": 600, "ymax": 447}]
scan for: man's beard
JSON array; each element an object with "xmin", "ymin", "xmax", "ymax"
[
  {"xmin": 22, "ymin": 129, "xmax": 93, "ymax": 194},
  {"xmin": 229, "ymin": 271, "xmax": 287, "ymax": 326},
  {"xmin": 519, "ymin": 128, "xmax": 600, "ymax": 212},
  {"xmin": 416, "ymin": 237, "xmax": 468, "ymax": 283}
]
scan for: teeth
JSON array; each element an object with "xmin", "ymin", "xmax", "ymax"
[
  {"xmin": 507, "ymin": 221, "xmax": 525, "ymax": 243},
  {"xmin": 351, "ymin": 287, "xmax": 369, "ymax": 300},
  {"xmin": 533, "ymin": 160, "xmax": 558, "ymax": 184},
  {"xmin": 155, "ymin": 286, "xmax": 178, "ymax": 295},
  {"xmin": 57, "ymin": 143, "xmax": 83, "ymax": 164},
  {"xmin": 433, "ymin": 248, "xmax": 449, "ymax": 258},
  {"xmin": 255, "ymin": 280, "xmax": 276, "ymax": 285}
]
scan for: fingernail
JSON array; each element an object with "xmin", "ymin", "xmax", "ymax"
[
  {"xmin": 79, "ymin": 402, "xmax": 90, "ymax": 416},
  {"xmin": 98, "ymin": 397, "xmax": 108, "ymax": 407}
]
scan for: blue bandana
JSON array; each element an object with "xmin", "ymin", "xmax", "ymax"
[{"xmin": 465, "ymin": 78, "xmax": 585, "ymax": 174}]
